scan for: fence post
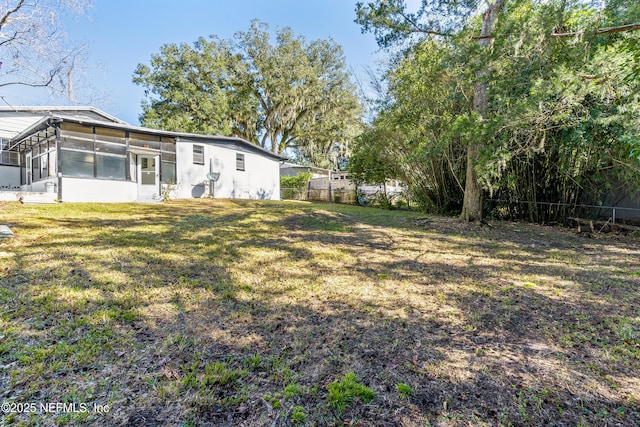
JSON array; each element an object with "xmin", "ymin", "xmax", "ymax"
[{"xmin": 613, "ymin": 208, "xmax": 616, "ymax": 224}]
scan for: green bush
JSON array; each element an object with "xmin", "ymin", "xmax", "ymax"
[{"xmin": 281, "ymin": 172, "xmax": 312, "ymax": 199}]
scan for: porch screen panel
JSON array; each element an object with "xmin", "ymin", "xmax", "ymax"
[
  {"xmin": 161, "ymin": 162, "xmax": 176, "ymax": 183},
  {"xmin": 40, "ymin": 154, "xmax": 48, "ymax": 179},
  {"xmin": 95, "ymin": 128, "xmax": 126, "ymax": 156},
  {"xmin": 20, "ymin": 153, "xmax": 26, "ymax": 184},
  {"xmin": 32, "ymin": 156, "xmax": 39, "ymax": 180},
  {"xmin": 95, "ymin": 141, "xmax": 126, "ymax": 155},
  {"xmin": 49, "ymin": 151, "xmax": 57, "ymax": 177},
  {"xmin": 60, "ymin": 150, "xmax": 94, "ymax": 177},
  {"xmin": 96, "ymin": 154, "xmax": 126, "ymax": 180},
  {"xmin": 60, "ymin": 123, "xmax": 94, "ymax": 139},
  {"xmin": 130, "ymin": 133, "xmax": 161, "ymax": 150},
  {"xmin": 160, "ymin": 137, "xmax": 176, "ymax": 183}
]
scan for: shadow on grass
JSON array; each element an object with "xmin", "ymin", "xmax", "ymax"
[{"xmin": 0, "ymin": 200, "xmax": 638, "ymax": 426}]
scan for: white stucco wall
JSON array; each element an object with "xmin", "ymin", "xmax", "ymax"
[
  {"xmin": 60, "ymin": 178, "xmax": 137, "ymax": 202},
  {"xmin": 21, "ymin": 178, "xmax": 56, "ymax": 193},
  {"xmin": 175, "ymin": 141, "xmax": 280, "ymax": 200},
  {"xmin": 0, "ymin": 166, "xmax": 20, "ymax": 191}
]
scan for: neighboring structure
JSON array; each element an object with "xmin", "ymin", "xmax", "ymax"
[
  {"xmin": 308, "ymin": 172, "xmax": 405, "ymax": 204},
  {"xmin": 0, "ymin": 107, "xmax": 285, "ymax": 202},
  {"xmin": 279, "ymin": 164, "xmax": 406, "ymax": 204},
  {"xmin": 279, "ymin": 162, "xmax": 331, "ymax": 179}
]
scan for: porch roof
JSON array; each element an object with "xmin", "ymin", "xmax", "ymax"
[{"xmin": 8, "ymin": 114, "xmax": 287, "ymax": 162}]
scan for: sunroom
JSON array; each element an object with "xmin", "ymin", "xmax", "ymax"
[{"xmin": 11, "ymin": 118, "xmax": 177, "ymax": 202}]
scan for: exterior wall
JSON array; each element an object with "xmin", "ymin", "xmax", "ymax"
[
  {"xmin": 280, "ymin": 165, "xmax": 330, "ymax": 179},
  {"xmin": 60, "ymin": 177, "xmax": 137, "ymax": 202},
  {"xmin": 280, "ymin": 166, "xmax": 305, "ymax": 177},
  {"xmin": 21, "ymin": 177, "xmax": 56, "ymax": 193},
  {"xmin": 0, "ymin": 166, "xmax": 20, "ymax": 190},
  {"xmin": 175, "ymin": 141, "xmax": 280, "ymax": 200}
]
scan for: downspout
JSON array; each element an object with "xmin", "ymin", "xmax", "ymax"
[{"xmin": 55, "ymin": 124, "xmax": 62, "ymax": 202}]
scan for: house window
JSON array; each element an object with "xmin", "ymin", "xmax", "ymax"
[
  {"xmin": 193, "ymin": 145, "xmax": 204, "ymax": 165},
  {"xmin": 236, "ymin": 153, "xmax": 245, "ymax": 171}
]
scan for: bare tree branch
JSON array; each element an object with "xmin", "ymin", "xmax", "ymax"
[
  {"xmin": 0, "ymin": 0, "xmax": 26, "ymax": 30},
  {"xmin": 551, "ymin": 22, "xmax": 640, "ymax": 38},
  {"xmin": 0, "ymin": 0, "xmax": 92, "ymax": 99}
]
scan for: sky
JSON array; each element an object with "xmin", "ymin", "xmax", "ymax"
[{"xmin": 1, "ymin": 0, "xmax": 408, "ymax": 126}]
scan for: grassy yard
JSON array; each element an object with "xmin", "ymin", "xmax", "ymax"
[{"xmin": 0, "ymin": 199, "xmax": 639, "ymax": 426}]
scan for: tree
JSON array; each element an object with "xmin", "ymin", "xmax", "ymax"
[
  {"xmin": 132, "ymin": 37, "xmax": 235, "ymax": 135},
  {"xmin": 133, "ymin": 20, "xmax": 363, "ymax": 161},
  {"xmin": 356, "ymin": 0, "xmax": 640, "ymax": 221},
  {"xmin": 357, "ymin": 0, "xmax": 504, "ymax": 220},
  {"xmin": 0, "ymin": 0, "xmax": 92, "ymax": 100},
  {"xmin": 350, "ymin": 38, "xmax": 468, "ymax": 213}
]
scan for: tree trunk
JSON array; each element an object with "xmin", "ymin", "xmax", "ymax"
[{"xmin": 461, "ymin": 0, "xmax": 504, "ymax": 222}]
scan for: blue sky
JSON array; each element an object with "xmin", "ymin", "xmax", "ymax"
[{"xmin": 3, "ymin": 0, "xmax": 396, "ymax": 125}]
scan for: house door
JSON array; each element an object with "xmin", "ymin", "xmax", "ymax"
[
  {"xmin": 25, "ymin": 151, "xmax": 32, "ymax": 186},
  {"xmin": 137, "ymin": 155, "xmax": 159, "ymax": 199}
]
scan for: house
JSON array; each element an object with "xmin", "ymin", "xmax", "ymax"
[
  {"xmin": 279, "ymin": 162, "xmax": 331, "ymax": 179},
  {"xmin": 0, "ymin": 107, "xmax": 285, "ymax": 202}
]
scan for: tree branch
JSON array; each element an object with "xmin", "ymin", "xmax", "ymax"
[
  {"xmin": 551, "ymin": 22, "xmax": 640, "ymax": 38},
  {"xmin": 0, "ymin": 0, "xmax": 26, "ymax": 30},
  {"xmin": 397, "ymin": 10, "xmax": 452, "ymax": 37}
]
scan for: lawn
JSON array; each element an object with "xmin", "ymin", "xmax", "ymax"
[{"xmin": 0, "ymin": 199, "xmax": 639, "ymax": 426}]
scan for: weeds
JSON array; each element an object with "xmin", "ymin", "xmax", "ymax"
[
  {"xmin": 327, "ymin": 372, "xmax": 376, "ymax": 412},
  {"xmin": 397, "ymin": 382, "xmax": 413, "ymax": 398}
]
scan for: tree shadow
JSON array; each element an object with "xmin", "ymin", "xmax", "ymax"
[{"xmin": 0, "ymin": 201, "xmax": 638, "ymax": 426}]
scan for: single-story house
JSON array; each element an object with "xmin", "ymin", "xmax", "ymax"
[
  {"xmin": 279, "ymin": 162, "xmax": 331, "ymax": 179},
  {"xmin": 0, "ymin": 107, "xmax": 285, "ymax": 202}
]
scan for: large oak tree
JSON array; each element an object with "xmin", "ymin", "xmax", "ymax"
[{"xmin": 134, "ymin": 21, "xmax": 362, "ymax": 166}]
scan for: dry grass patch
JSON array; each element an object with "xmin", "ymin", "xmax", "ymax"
[{"xmin": 0, "ymin": 199, "xmax": 639, "ymax": 426}]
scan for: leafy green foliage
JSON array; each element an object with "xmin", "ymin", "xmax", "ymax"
[
  {"xmin": 355, "ymin": 0, "xmax": 640, "ymax": 221},
  {"xmin": 326, "ymin": 372, "xmax": 376, "ymax": 412},
  {"xmin": 280, "ymin": 172, "xmax": 312, "ymax": 199},
  {"xmin": 132, "ymin": 38, "xmax": 235, "ymax": 135},
  {"xmin": 134, "ymin": 20, "xmax": 363, "ymax": 164}
]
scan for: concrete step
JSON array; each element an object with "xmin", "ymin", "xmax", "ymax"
[{"xmin": 20, "ymin": 192, "xmax": 57, "ymax": 204}]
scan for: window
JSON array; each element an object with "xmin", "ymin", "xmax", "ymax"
[
  {"xmin": 193, "ymin": 145, "xmax": 204, "ymax": 165},
  {"xmin": 236, "ymin": 153, "xmax": 245, "ymax": 171}
]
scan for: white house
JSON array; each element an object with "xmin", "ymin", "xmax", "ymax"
[
  {"xmin": 279, "ymin": 162, "xmax": 331, "ymax": 179},
  {"xmin": 0, "ymin": 107, "xmax": 285, "ymax": 202}
]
